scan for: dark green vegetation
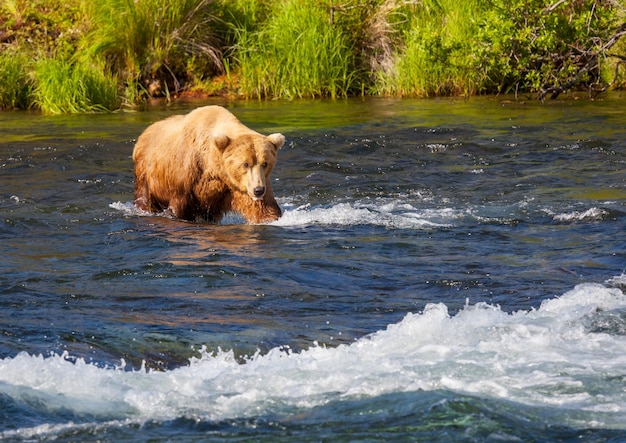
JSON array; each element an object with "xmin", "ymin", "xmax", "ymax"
[{"xmin": 1, "ymin": 0, "xmax": 626, "ymax": 113}]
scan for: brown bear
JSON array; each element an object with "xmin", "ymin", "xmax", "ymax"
[{"xmin": 132, "ymin": 105, "xmax": 285, "ymax": 224}]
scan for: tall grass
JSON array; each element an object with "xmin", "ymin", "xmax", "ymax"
[
  {"xmin": 236, "ymin": 0, "xmax": 358, "ymax": 99},
  {"xmin": 83, "ymin": 0, "xmax": 223, "ymax": 101},
  {"xmin": 33, "ymin": 57, "xmax": 119, "ymax": 114},
  {"xmin": 217, "ymin": 0, "xmax": 270, "ymax": 38},
  {"xmin": 0, "ymin": 50, "xmax": 32, "ymax": 109},
  {"xmin": 375, "ymin": 0, "xmax": 485, "ymax": 97}
]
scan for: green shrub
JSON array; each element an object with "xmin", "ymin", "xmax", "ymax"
[
  {"xmin": 472, "ymin": 0, "xmax": 620, "ymax": 97},
  {"xmin": 373, "ymin": 0, "xmax": 623, "ymax": 98}
]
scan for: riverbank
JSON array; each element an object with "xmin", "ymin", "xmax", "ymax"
[{"xmin": 1, "ymin": 0, "xmax": 626, "ymax": 113}]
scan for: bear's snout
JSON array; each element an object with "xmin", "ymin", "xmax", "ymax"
[{"xmin": 253, "ymin": 186, "xmax": 266, "ymax": 199}]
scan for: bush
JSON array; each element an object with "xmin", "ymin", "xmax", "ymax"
[
  {"xmin": 374, "ymin": 0, "xmax": 624, "ymax": 98},
  {"xmin": 474, "ymin": 0, "xmax": 621, "ymax": 97}
]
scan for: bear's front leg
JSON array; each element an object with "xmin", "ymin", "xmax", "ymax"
[
  {"xmin": 193, "ymin": 179, "xmax": 232, "ymax": 223},
  {"xmin": 231, "ymin": 190, "xmax": 281, "ymax": 224}
]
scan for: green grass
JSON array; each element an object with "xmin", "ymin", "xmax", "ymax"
[
  {"xmin": 33, "ymin": 57, "xmax": 119, "ymax": 114},
  {"xmin": 83, "ymin": 0, "xmax": 223, "ymax": 101},
  {"xmin": 236, "ymin": 0, "xmax": 358, "ymax": 99},
  {"xmin": 0, "ymin": 50, "xmax": 32, "ymax": 109},
  {"xmin": 374, "ymin": 0, "xmax": 508, "ymax": 97}
]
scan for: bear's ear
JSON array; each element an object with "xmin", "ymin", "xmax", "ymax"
[
  {"xmin": 267, "ymin": 133, "xmax": 285, "ymax": 150},
  {"xmin": 213, "ymin": 134, "xmax": 230, "ymax": 152}
]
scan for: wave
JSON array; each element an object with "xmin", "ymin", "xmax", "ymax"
[
  {"xmin": 552, "ymin": 207, "xmax": 609, "ymax": 223},
  {"xmin": 2, "ymin": 280, "xmax": 626, "ymax": 439},
  {"xmin": 109, "ymin": 199, "xmax": 454, "ymax": 228},
  {"xmin": 109, "ymin": 199, "xmax": 509, "ymax": 229},
  {"xmin": 111, "ymin": 198, "xmax": 623, "ymax": 229},
  {"xmin": 271, "ymin": 201, "xmax": 454, "ymax": 228},
  {"xmin": 108, "ymin": 200, "xmax": 161, "ymax": 218}
]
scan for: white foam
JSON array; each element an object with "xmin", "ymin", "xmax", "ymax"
[
  {"xmin": 109, "ymin": 195, "xmax": 538, "ymax": 228},
  {"xmin": 606, "ymin": 273, "xmax": 626, "ymax": 288},
  {"xmin": 109, "ymin": 201, "xmax": 153, "ymax": 217},
  {"xmin": 2, "ymin": 281, "xmax": 626, "ymax": 437},
  {"xmin": 553, "ymin": 207, "xmax": 608, "ymax": 222},
  {"xmin": 272, "ymin": 201, "xmax": 452, "ymax": 229},
  {"xmin": 110, "ymin": 199, "xmax": 453, "ymax": 228}
]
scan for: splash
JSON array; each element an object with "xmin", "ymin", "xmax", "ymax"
[
  {"xmin": 110, "ymin": 197, "xmax": 544, "ymax": 228},
  {"xmin": 109, "ymin": 201, "xmax": 151, "ymax": 218},
  {"xmin": 552, "ymin": 207, "xmax": 609, "ymax": 223},
  {"xmin": 110, "ymin": 199, "xmax": 453, "ymax": 228},
  {"xmin": 270, "ymin": 202, "xmax": 450, "ymax": 229}
]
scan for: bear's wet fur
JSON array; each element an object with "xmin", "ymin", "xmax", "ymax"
[{"xmin": 133, "ymin": 105, "xmax": 285, "ymax": 224}]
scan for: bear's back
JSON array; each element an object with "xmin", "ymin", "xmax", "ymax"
[{"xmin": 184, "ymin": 106, "xmax": 255, "ymax": 138}]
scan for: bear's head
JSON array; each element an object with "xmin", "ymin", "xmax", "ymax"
[{"xmin": 215, "ymin": 133, "xmax": 285, "ymax": 201}]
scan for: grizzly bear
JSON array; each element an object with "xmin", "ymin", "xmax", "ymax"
[{"xmin": 133, "ymin": 106, "xmax": 285, "ymax": 224}]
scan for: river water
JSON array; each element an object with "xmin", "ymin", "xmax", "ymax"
[{"xmin": 1, "ymin": 96, "xmax": 625, "ymax": 441}]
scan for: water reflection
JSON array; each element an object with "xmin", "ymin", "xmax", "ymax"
[{"xmin": 148, "ymin": 218, "xmax": 280, "ymax": 266}]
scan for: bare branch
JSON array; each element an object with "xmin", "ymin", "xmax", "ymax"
[{"xmin": 543, "ymin": 0, "xmax": 568, "ymax": 14}]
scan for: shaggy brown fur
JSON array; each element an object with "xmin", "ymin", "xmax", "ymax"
[{"xmin": 133, "ymin": 105, "xmax": 285, "ymax": 224}]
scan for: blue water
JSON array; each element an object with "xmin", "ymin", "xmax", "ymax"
[{"xmin": 1, "ymin": 97, "xmax": 625, "ymax": 441}]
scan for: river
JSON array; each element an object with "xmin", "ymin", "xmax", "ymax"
[{"xmin": 1, "ymin": 96, "xmax": 625, "ymax": 441}]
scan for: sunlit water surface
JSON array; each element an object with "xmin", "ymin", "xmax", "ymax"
[{"xmin": 1, "ymin": 97, "xmax": 625, "ymax": 441}]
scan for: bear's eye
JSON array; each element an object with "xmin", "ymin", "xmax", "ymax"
[
  {"xmin": 243, "ymin": 162, "xmax": 250, "ymax": 168},
  {"xmin": 261, "ymin": 161, "xmax": 268, "ymax": 168}
]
